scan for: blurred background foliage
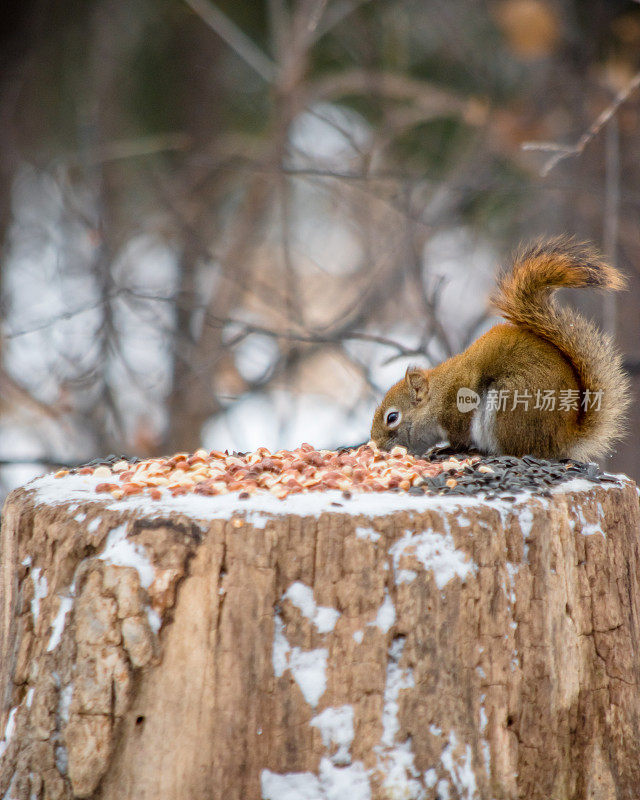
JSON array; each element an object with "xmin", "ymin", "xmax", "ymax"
[{"xmin": 1, "ymin": 0, "xmax": 639, "ymax": 491}]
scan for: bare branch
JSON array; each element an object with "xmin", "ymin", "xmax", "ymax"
[
  {"xmin": 311, "ymin": 69, "xmax": 469, "ymax": 117},
  {"xmin": 120, "ymin": 286, "xmax": 421, "ymax": 357},
  {"xmin": 54, "ymin": 133, "xmax": 191, "ymax": 168},
  {"xmin": 522, "ymin": 71, "xmax": 640, "ymax": 176},
  {"xmin": 304, "ymin": 0, "xmax": 331, "ymax": 38},
  {"xmin": 602, "ymin": 115, "xmax": 620, "ymax": 338},
  {"xmin": 313, "ymin": 0, "xmax": 373, "ymax": 41},
  {"xmin": 183, "ymin": 0, "xmax": 276, "ymax": 82},
  {"xmin": 4, "ymin": 296, "xmax": 117, "ymax": 339},
  {"xmin": 267, "ymin": 0, "xmax": 290, "ymax": 64}
]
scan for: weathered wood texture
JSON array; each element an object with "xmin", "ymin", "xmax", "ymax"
[{"xmin": 0, "ymin": 479, "xmax": 639, "ymax": 800}]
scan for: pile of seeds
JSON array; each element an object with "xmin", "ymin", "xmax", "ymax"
[
  {"xmin": 417, "ymin": 445, "xmax": 618, "ymax": 499},
  {"xmin": 53, "ymin": 442, "xmax": 616, "ymax": 503}
]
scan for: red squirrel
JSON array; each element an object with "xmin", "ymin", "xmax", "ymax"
[{"xmin": 370, "ymin": 238, "xmax": 629, "ymax": 460}]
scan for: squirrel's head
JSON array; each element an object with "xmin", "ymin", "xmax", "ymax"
[{"xmin": 370, "ymin": 366, "xmax": 444, "ymax": 454}]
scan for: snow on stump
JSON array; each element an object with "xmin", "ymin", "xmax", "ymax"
[{"xmin": 0, "ymin": 457, "xmax": 639, "ymax": 800}]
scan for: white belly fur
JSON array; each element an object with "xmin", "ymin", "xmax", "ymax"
[{"xmin": 470, "ymin": 396, "xmax": 501, "ymax": 454}]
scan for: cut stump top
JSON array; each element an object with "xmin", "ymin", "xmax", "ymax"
[{"xmin": 0, "ymin": 463, "xmax": 638, "ymax": 800}]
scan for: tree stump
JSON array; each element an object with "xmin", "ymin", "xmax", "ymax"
[{"xmin": 1, "ymin": 472, "xmax": 639, "ymax": 800}]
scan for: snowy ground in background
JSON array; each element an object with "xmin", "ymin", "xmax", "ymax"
[{"xmin": 0, "ymin": 105, "xmax": 498, "ymax": 496}]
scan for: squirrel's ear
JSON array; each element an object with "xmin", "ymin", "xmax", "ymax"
[{"xmin": 405, "ymin": 367, "xmax": 429, "ymax": 403}]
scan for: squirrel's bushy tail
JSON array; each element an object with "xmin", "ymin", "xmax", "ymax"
[{"xmin": 491, "ymin": 236, "xmax": 629, "ymax": 460}]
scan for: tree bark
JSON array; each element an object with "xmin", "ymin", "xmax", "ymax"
[{"xmin": 0, "ymin": 476, "xmax": 639, "ymax": 799}]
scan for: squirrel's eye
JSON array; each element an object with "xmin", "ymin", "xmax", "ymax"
[{"xmin": 384, "ymin": 408, "xmax": 402, "ymax": 429}]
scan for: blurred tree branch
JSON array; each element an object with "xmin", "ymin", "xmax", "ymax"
[
  {"xmin": 183, "ymin": 0, "xmax": 276, "ymax": 81},
  {"xmin": 522, "ymin": 71, "xmax": 640, "ymax": 176}
]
